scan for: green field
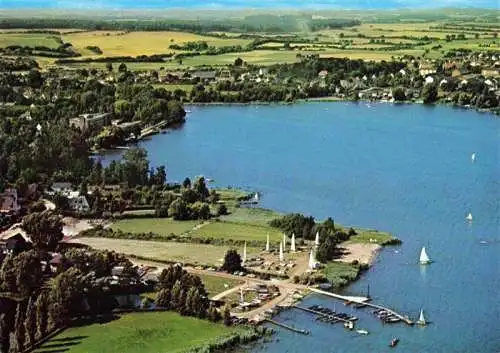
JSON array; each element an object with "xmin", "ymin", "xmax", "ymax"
[
  {"xmin": 152, "ymin": 83, "xmax": 195, "ymax": 92},
  {"xmin": 0, "ymin": 32, "xmax": 61, "ymax": 48},
  {"xmin": 323, "ymin": 261, "xmax": 361, "ymax": 288},
  {"xmin": 221, "ymin": 207, "xmax": 281, "ymax": 227},
  {"xmin": 76, "ymin": 237, "xmax": 260, "ymax": 266},
  {"xmin": 111, "ymin": 218, "xmax": 201, "ymax": 236},
  {"xmin": 198, "ymin": 273, "xmax": 244, "ymax": 297},
  {"xmin": 34, "ymin": 312, "xmax": 246, "ymax": 353},
  {"xmin": 191, "ymin": 221, "xmax": 282, "ymax": 243}
]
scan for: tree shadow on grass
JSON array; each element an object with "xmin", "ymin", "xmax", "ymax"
[
  {"xmin": 39, "ymin": 341, "xmax": 82, "ymax": 349},
  {"xmin": 50, "ymin": 336, "xmax": 88, "ymax": 343},
  {"xmin": 71, "ymin": 313, "xmax": 120, "ymax": 327},
  {"xmin": 35, "ymin": 335, "xmax": 88, "ymax": 353},
  {"xmin": 35, "ymin": 349, "xmax": 70, "ymax": 353}
]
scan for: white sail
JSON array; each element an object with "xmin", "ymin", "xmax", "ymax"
[
  {"xmin": 419, "ymin": 247, "xmax": 431, "ymax": 264},
  {"xmin": 240, "ymin": 288, "xmax": 244, "ymax": 303},
  {"xmin": 291, "ymin": 233, "xmax": 296, "ymax": 252},
  {"xmin": 309, "ymin": 248, "xmax": 316, "ymax": 269},
  {"xmin": 265, "ymin": 233, "xmax": 270, "ymax": 252},
  {"xmin": 279, "ymin": 241, "xmax": 284, "ymax": 262},
  {"xmin": 315, "ymin": 231, "xmax": 320, "ymax": 247},
  {"xmin": 417, "ymin": 309, "xmax": 426, "ymax": 325},
  {"xmin": 242, "ymin": 241, "xmax": 247, "ymax": 266},
  {"xmin": 471, "ymin": 153, "xmax": 476, "ymax": 162},
  {"xmin": 466, "ymin": 212, "xmax": 473, "ymax": 222}
]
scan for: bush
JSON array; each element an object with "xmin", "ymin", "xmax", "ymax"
[{"xmin": 217, "ymin": 204, "xmax": 228, "ymax": 216}]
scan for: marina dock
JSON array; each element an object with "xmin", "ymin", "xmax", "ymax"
[
  {"xmin": 265, "ymin": 319, "xmax": 310, "ymax": 335},
  {"xmin": 308, "ymin": 287, "xmax": 413, "ymax": 326},
  {"xmin": 292, "ymin": 305, "xmax": 355, "ymax": 324}
]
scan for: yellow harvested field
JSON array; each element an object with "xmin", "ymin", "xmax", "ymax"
[
  {"xmin": 63, "ymin": 31, "xmax": 252, "ymax": 57},
  {"xmin": 74, "ymin": 237, "xmax": 261, "ymax": 266}
]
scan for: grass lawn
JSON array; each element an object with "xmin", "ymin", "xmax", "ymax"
[
  {"xmin": 76, "ymin": 237, "xmax": 260, "ymax": 266},
  {"xmin": 111, "ymin": 218, "xmax": 200, "ymax": 236},
  {"xmin": 349, "ymin": 229, "xmax": 395, "ymax": 245},
  {"xmin": 323, "ymin": 261, "xmax": 361, "ymax": 288},
  {"xmin": 0, "ymin": 32, "xmax": 61, "ymax": 48},
  {"xmin": 220, "ymin": 207, "xmax": 281, "ymax": 227},
  {"xmin": 197, "ymin": 273, "xmax": 244, "ymax": 297},
  {"xmin": 34, "ymin": 312, "xmax": 246, "ymax": 353},
  {"xmin": 191, "ymin": 221, "xmax": 282, "ymax": 243}
]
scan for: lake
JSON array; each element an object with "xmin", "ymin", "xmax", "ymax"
[{"xmin": 100, "ymin": 102, "xmax": 500, "ymax": 353}]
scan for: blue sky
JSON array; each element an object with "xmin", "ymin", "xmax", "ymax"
[{"xmin": 0, "ymin": 0, "xmax": 496, "ymax": 8}]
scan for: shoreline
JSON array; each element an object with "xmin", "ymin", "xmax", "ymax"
[
  {"xmin": 94, "ymin": 99, "xmax": 496, "ymax": 154},
  {"xmin": 185, "ymin": 99, "xmax": 499, "ymax": 115}
]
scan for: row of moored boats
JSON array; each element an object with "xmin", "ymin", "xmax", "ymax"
[{"xmin": 373, "ymin": 309, "xmax": 401, "ymax": 323}]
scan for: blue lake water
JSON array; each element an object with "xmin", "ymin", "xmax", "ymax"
[
  {"xmin": 1, "ymin": 0, "xmax": 496, "ymax": 9},
  {"xmin": 100, "ymin": 102, "xmax": 500, "ymax": 352}
]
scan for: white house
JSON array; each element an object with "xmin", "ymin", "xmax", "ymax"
[
  {"xmin": 67, "ymin": 191, "xmax": 90, "ymax": 212},
  {"xmin": 0, "ymin": 189, "xmax": 21, "ymax": 215},
  {"xmin": 425, "ymin": 76, "xmax": 435, "ymax": 85},
  {"xmin": 49, "ymin": 182, "xmax": 73, "ymax": 196}
]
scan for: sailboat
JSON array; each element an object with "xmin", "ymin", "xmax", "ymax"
[
  {"xmin": 416, "ymin": 309, "xmax": 427, "ymax": 326},
  {"xmin": 466, "ymin": 212, "xmax": 473, "ymax": 222},
  {"xmin": 419, "ymin": 247, "xmax": 431, "ymax": 265},
  {"xmin": 471, "ymin": 152, "xmax": 476, "ymax": 162}
]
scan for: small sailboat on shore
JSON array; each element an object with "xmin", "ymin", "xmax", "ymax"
[
  {"xmin": 416, "ymin": 309, "xmax": 427, "ymax": 326},
  {"xmin": 419, "ymin": 246, "xmax": 431, "ymax": 265}
]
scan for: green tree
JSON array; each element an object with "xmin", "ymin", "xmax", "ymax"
[
  {"xmin": 106, "ymin": 62, "xmax": 113, "ymax": 72},
  {"xmin": 182, "ymin": 177, "xmax": 191, "ymax": 189},
  {"xmin": 193, "ymin": 177, "xmax": 209, "ymax": 200},
  {"xmin": 35, "ymin": 291, "xmax": 49, "ymax": 339},
  {"xmin": 48, "ymin": 268, "xmax": 86, "ymax": 327},
  {"xmin": 422, "ymin": 84, "xmax": 438, "ymax": 104},
  {"xmin": 21, "ymin": 210, "xmax": 63, "ymax": 251},
  {"xmin": 156, "ymin": 289, "xmax": 171, "ymax": 309},
  {"xmin": 392, "ymin": 87, "xmax": 406, "ymax": 101},
  {"xmin": 24, "ymin": 296, "xmax": 37, "ymax": 347},
  {"xmin": 217, "ymin": 204, "xmax": 228, "ymax": 216},
  {"xmin": 171, "ymin": 280, "xmax": 182, "ymax": 310},
  {"xmin": 14, "ymin": 303, "xmax": 26, "ymax": 353},
  {"xmin": 221, "ymin": 249, "xmax": 242, "ymax": 273},
  {"xmin": 118, "ymin": 63, "xmax": 127, "ymax": 72},
  {"xmin": 207, "ymin": 303, "xmax": 221, "ymax": 322},
  {"xmin": 27, "ymin": 69, "xmax": 43, "ymax": 88},
  {"xmin": 316, "ymin": 236, "xmax": 338, "ymax": 263},
  {"xmin": 122, "ymin": 147, "xmax": 149, "ymax": 186},
  {"xmin": 222, "ymin": 306, "xmax": 232, "ymax": 326},
  {"xmin": 168, "ymin": 198, "xmax": 190, "ymax": 220},
  {"xmin": 234, "ymin": 57, "xmax": 243, "ymax": 66}
]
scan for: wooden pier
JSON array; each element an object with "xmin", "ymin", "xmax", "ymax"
[
  {"xmin": 264, "ymin": 319, "xmax": 310, "ymax": 335},
  {"xmin": 292, "ymin": 305, "xmax": 354, "ymax": 324},
  {"xmin": 308, "ymin": 287, "xmax": 413, "ymax": 326}
]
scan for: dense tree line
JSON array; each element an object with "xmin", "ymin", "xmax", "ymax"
[
  {"xmin": 0, "ymin": 16, "xmax": 360, "ymax": 34},
  {"xmin": 270, "ymin": 213, "xmax": 354, "ymax": 262},
  {"xmin": 155, "ymin": 264, "xmax": 221, "ymax": 322},
  {"xmin": 0, "ymin": 209, "xmax": 140, "ymax": 352}
]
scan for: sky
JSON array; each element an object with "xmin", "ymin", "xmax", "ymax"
[{"xmin": 0, "ymin": 0, "xmax": 497, "ymax": 9}]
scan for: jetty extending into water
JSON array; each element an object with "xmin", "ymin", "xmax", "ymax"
[
  {"xmin": 308, "ymin": 287, "xmax": 413, "ymax": 326},
  {"xmin": 292, "ymin": 305, "xmax": 355, "ymax": 324},
  {"xmin": 264, "ymin": 319, "xmax": 310, "ymax": 335}
]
